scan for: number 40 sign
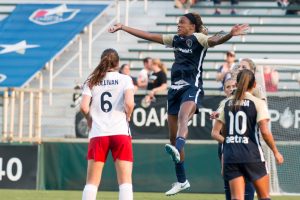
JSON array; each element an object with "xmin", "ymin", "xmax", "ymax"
[{"xmin": 0, "ymin": 157, "xmax": 22, "ymax": 181}]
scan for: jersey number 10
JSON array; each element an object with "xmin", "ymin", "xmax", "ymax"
[{"xmin": 228, "ymin": 111, "xmax": 247, "ymax": 135}]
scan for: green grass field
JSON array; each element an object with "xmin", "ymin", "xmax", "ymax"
[{"xmin": 0, "ymin": 190, "xmax": 300, "ymax": 200}]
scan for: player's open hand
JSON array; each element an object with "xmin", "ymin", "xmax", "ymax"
[
  {"xmin": 230, "ymin": 24, "xmax": 249, "ymax": 36},
  {"xmin": 275, "ymin": 152, "xmax": 284, "ymax": 165},
  {"xmin": 108, "ymin": 23, "xmax": 123, "ymax": 33}
]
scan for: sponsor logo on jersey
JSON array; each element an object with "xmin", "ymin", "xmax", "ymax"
[
  {"xmin": 29, "ymin": 4, "xmax": 80, "ymax": 25},
  {"xmin": 174, "ymin": 47, "xmax": 192, "ymax": 54},
  {"xmin": 226, "ymin": 135, "xmax": 249, "ymax": 144}
]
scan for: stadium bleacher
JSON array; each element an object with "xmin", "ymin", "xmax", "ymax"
[
  {"xmin": 0, "ymin": 3, "xmax": 108, "ymax": 88},
  {"xmin": 0, "ymin": 2, "xmax": 113, "ymax": 138},
  {"xmin": 117, "ymin": 1, "xmax": 300, "ymax": 92}
]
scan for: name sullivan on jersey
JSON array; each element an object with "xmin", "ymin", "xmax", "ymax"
[{"xmin": 99, "ymin": 79, "xmax": 119, "ymax": 86}]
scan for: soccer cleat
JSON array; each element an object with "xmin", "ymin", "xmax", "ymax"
[
  {"xmin": 165, "ymin": 180, "xmax": 190, "ymax": 196},
  {"xmin": 165, "ymin": 144, "xmax": 180, "ymax": 163}
]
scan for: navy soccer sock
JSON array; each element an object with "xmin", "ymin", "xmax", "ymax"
[
  {"xmin": 245, "ymin": 181, "xmax": 255, "ymax": 200},
  {"xmin": 175, "ymin": 136, "xmax": 186, "ymax": 152},
  {"xmin": 175, "ymin": 161, "xmax": 186, "ymax": 183},
  {"xmin": 224, "ymin": 179, "xmax": 231, "ymax": 200}
]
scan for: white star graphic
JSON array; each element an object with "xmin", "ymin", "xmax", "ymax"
[{"xmin": 0, "ymin": 40, "xmax": 39, "ymax": 55}]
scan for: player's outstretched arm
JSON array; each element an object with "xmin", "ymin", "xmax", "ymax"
[
  {"xmin": 259, "ymin": 119, "xmax": 284, "ymax": 165},
  {"xmin": 208, "ymin": 24, "xmax": 249, "ymax": 47},
  {"xmin": 108, "ymin": 23, "xmax": 164, "ymax": 44}
]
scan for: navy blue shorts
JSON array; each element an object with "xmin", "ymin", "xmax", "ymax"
[
  {"xmin": 224, "ymin": 162, "xmax": 268, "ymax": 182},
  {"xmin": 167, "ymin": 86, "xmax": 204, "ymax": 115}
]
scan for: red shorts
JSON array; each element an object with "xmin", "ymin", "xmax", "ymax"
[{"xmin": 87, "ymin": 135, "xmax": 133, "ymax": 162}]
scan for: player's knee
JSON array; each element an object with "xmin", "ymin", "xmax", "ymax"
[{"xmin": 177, "ymin": 114, "xmax": 189, "ymax": 125}]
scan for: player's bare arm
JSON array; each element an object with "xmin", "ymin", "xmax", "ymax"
[
  {"xmin": 208, "ymin": 24, "xmax": 249, "ymax": 47},
  {"xmin": 259, "ymin": 119, "xmax": 284, "ymax": 165},
  {"xmin": 211, "ymin": 120, "xmax": 225, "ymax": 143},
  {"xmin": 80, "ymin": 95, "xmax": 92, "ymax": 129},
  {"xmin": 124, "ymin": 89, "xmax": 135, "ymax": 121},
  {"xmin": 80, "ymin": 95, "xmax": 91, "ymax": 120},
  {"xmin": 108, "ymin": 23, "xmax": 164, "ymax": 44}
]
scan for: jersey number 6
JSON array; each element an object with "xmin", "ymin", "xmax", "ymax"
[{"xmin": 100, "ymin": 92, "xmax": 112, "ymax": 113}]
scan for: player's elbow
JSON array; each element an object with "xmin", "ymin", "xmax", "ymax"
[
  {"xmin": 211, "ymin": 130, "xmax": 219, "ymax": 141},
  {"xmin": 259, "ymin": 119, "xmax": 271, "ymax": 137},
  {"xmin": 125, "ymin": 99, "xmax": 134, "ymax": 112},
  {"xmin": 80, "ymin": 105, "xmax": 89, "ymax": 115},
  {"xmin": 207, "ymin": 39, "xmax": 218, "ymax": 47}
]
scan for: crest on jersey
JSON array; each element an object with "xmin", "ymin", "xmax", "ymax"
[
  {"xmin": 29, "ymin": 4, "xmax": 80, "ymax": 25},
  {"xmin": 0, "ymin": 74, "xmax": 6, "ymax": 83},
  {"xmin": 186, "ymin": 39, "xmax": 193, "ymax": 48}
]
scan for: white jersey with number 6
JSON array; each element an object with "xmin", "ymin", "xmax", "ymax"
[{"xmin": 82, "ymin": 72, "xmax": 134, "ymax": 139}]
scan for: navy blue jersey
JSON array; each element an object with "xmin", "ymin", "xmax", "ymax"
[
  {"xmin": 218, "ymin": 92, "xmax": 270, "ymax": 163},
  {"xmin": 163, "ymin": 33, "xmax": 209, "ymax": 90}
]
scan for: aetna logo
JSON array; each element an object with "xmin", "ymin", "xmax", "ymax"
[{"xmin": 226, "ymin": 136, "xmax": 249, "ymax": 144}]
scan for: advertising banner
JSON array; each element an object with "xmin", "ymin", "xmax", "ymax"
[
  {"xmin": 130, "ymin": 95, "xmax": 300, "ymax": 140},
  {"xmin": 0, "ymin": 145, "xmax": 38, "ymax": 189},
  {"xmin": 130, "ymin": 95, "xmax": 224, "ymax": 139}
]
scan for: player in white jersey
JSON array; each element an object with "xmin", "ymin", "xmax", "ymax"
[
  {"xmin": 81, "ymin": 48, "xmax": 135, "ymax": 200},
  {"xmin": 212, "ymin": 69, "xmax": 284, "ymax": 200}
]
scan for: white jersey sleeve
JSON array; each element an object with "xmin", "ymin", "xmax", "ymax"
[
  {"xmin": 255, "ymin": 98, "xmax": 270, "ymax": 123},
  {"xmin": 82, "ymin": 82, "xmax": 92, "ymax": 96},
  {"xmin": 124, "ymin": 75, "xmax": 135, "ymax": 91},
  {"xmin": 218, "ymin": 99, "xmax": 228, "ymax": 124},
  {"xmin": 162, "ymin": 34, "xmax": 175, "ymax": 47},
  {"xmin": 194, "ymin": 33, "xmax": 210, "ymax": 48}
]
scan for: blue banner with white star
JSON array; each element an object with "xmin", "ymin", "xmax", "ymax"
[{"xmin": 0, "ymin": 4, "xmax": 108, "ymax": 87}]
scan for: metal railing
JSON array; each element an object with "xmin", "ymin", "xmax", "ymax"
[{"xmin": 1, "ymin": 87, "xmax": 42, "ymax": 143}]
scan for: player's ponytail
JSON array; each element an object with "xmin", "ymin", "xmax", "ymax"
[
  {"xmin": 184, "ymin": 13, "xmax": 203, "ymax": 33},
  {"xmin": 232, "ymin": 69, "xmax": 255, "ymax": 111},
  {"xmin": 192, "ymin": 13, "xmax": 203, "ymax": 33},
  {"xmin": 87, "ymin": 48, "xmax": 119, "ymax": 89}
]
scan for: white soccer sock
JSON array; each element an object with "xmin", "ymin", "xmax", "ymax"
[
  {"xmin": 119, "ymin": 183, "xmax": 133, "ymax": 200},
  {"xmin": 82, "ymin": 184, "xmax": 98, "ymax": 200}
]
